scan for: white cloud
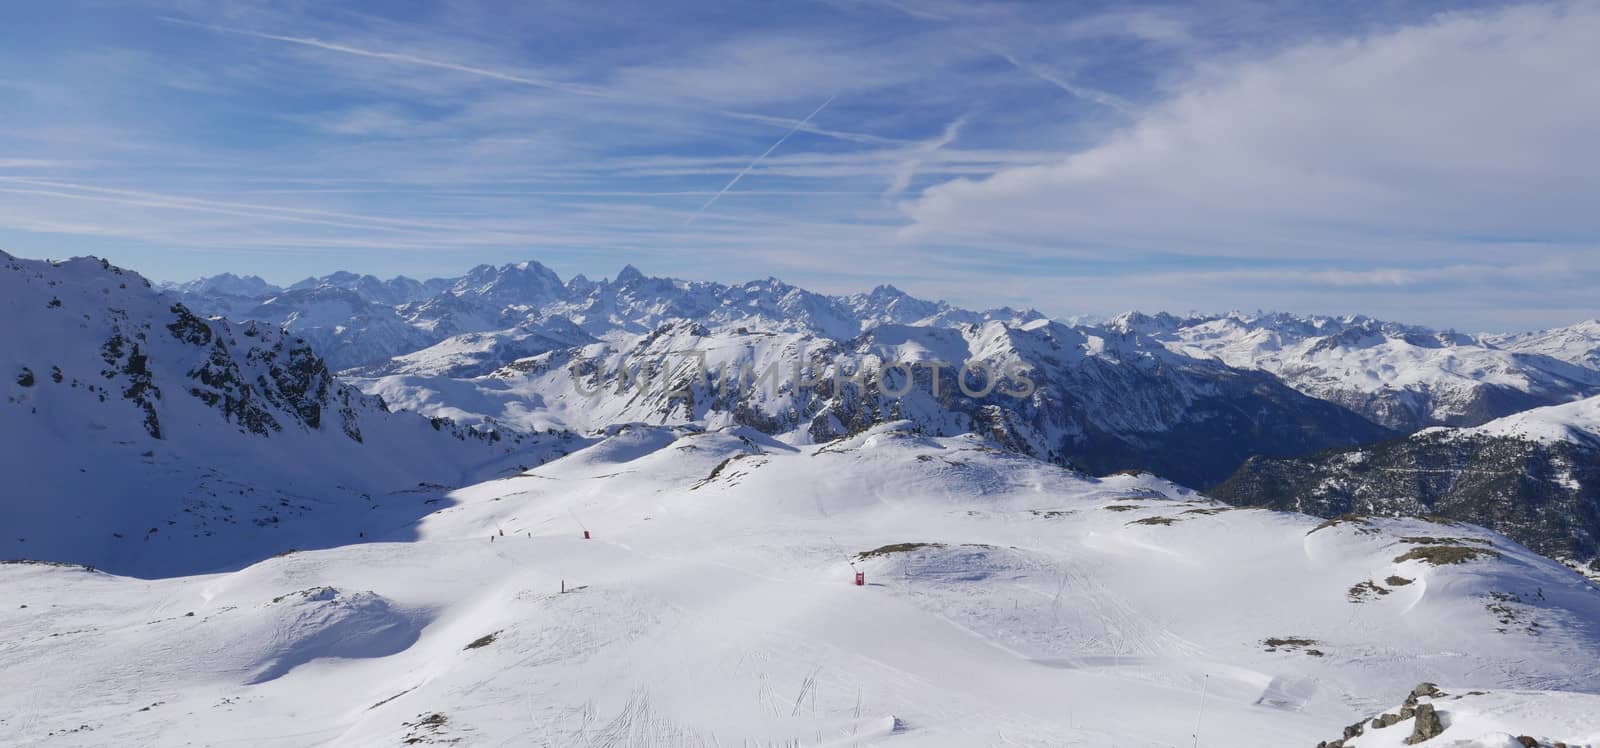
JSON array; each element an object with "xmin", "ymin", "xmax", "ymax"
[{"xmin": 900, "ymin": 2, "xmax": 1600, "ymax": 262}]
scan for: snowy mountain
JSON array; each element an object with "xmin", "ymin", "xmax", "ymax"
[
  {"xmin": 159, "ymin": 273, "xmax": 286, "ymax": 319},
  {"xmin": 163, "ymin": 272, "xmax": 282, "ymax": 299},
  {"xmin": 243, "ymin": 286, "xmax": 435, "ymax": 371},
  {"xmin": 354, "ymin": 317, "xmax": 1393, "ymax": 487},
  {"xmin": 1460, "ymin": 393, "xmax": 1600, "ymax": 447},
  {"xmin": 168, "ymin": 267, "xmax": 1600, "ymax": 443},
  {"xmin": 11, "ymin": 252, "xmax": 1600, "ymax": 744},
  {"xmin": 1487, "ymin": 319, "xmax": 1600, "ymax": 371},
  {"xmin": 287, "ymin": 270, "xmax": 451, "ymax": 306},
  {"xmin": 1, "ymin": 251, "xmax": 568, "ymax": 577},
  {"xmin": 166, "ymin": 261, "xmax": 1049, "ymax": 369},
  {"xmin": 1214, "ymin": 395, "xmax": 1600, "ymax": 570},
  {"xmin": 158, "ymin": 260, "xmax": 1600, "ymax": 536},
  {"xmin": 1110, "ymin": 311, "xmax": 1600, "ymax": 431},
  {"xmin": 357, "ymin": 317, "xmax": 596, "ymax": 379},
  {"xmin": 4, "ymin": 422, "xmax": 1600, "ymax": 745}
]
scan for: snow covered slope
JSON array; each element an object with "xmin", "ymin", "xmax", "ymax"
[
  {"xmin": 4, "ymin": 422, "xmax": 1599, "ymax": 746},
  {"xmin": 1315, "ymin": 682, "xmax": 1600, "ymax": 747},
  {"xmin": 1486, "ymin": 319, "xmax": 1600, "ymax": 371},
  {"xmin": 1, "ymin": 251, "xmax": 571, "ymax": 577},
  {"xmin": 1111, "ymin": 312, "xmax": 1600, "ymax": 431},
  {"xmin": 242, "ymin": 286, "xmax": 434, "ymax": 371},
  {"xmin": 1463, "ymin": 394, "xmax": 1600, "ymax": 447},
  {"xmin": 354, "ymin": 317, "xmax": 595, "ymax": 379}
]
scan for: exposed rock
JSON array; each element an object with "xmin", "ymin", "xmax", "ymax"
[
  {"xmin": 1411, "ymin": 682, "xmax": 1444, "ymax": 700},
  {"xmin": 1405, "ymin": 703, "xmax": 1444, "ymax": 744}
]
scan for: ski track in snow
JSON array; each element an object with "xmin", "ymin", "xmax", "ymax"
[{"xmin": 5, "ymin": 424, "xmax": 1600, "ymax": 746}]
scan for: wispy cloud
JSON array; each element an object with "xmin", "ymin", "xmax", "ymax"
[
  {"xmin": 885, "ymin": 115, "xmax": 967, "ymax": 199},
  {"xmin": 0, "ymin": 177, "xmax": 486, "ymax": 233},
  {"xmin": 158, "ymin": 15, "xmax": 899, "ymax": 146},
  {"xmin": 0, "ymin": 0, "xmax": 1594, "ymax": 330}
]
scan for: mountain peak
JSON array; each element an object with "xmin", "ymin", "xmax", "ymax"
[
  {"xmin": 509, "ymin": 260, "xmax": 552, "ymax": 274},
  {"xmin": 170, "ymin": 272, "xmax": 283, "ymax": 298},
  {"xmin": 616, "ymin": 264, "xmax": 645, "ymax": 283}
]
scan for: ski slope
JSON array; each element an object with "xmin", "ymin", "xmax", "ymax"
[{"xmin": 5, "ymin": 423, "xmax": 1599, "ymax": 746}]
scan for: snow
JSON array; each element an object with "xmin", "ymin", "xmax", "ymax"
[
  {"xmin": 162, "ymin": 272, "xmax": 282, "ymax": 299},
  {"xmin": 350, "ymin": 314, "xmax": 1363, "ymax": 483},
  {"xmin": 0, "ymin": 251, "xmax": 562, "ymax": 577},
  {"xmin": 1486, "ymin": 319, "xmax": 1600, "ymax": 370},
  {"xmin": 9, "ymin": 253, "xmax": 1600, "ymax": 745},
  {"xmin": 5, "ymin": 422, "xmax": 1600, "ymax": 745},
  {"xmin": 1112, "ymin": 311, "xmax": 1600, "ymax": 429},
  {"xmin": 358, "ymin": 317, "xmax": 594, "ymax": 378},
  {"xmin": 167, "ymin": 262, "xmax": 1057, "ymax": 381},
  {"xmin": 1342, "ymin": 689, "xmax": 1600, "ymax": 747},
  {"xmin": 1461, "ymin": 394, "xmax": 1600, "ymax": 446},
  {"xmin": 165, "ymin": 262, "xmax": 1600, "ymax": 441}
]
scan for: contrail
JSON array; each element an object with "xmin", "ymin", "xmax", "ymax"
[
  {"xmin": 716, "ymin": 108, "xmax": 904, "ymax": 145},
  {"xmin": 685, "ymin": 96, "xmax": 835, "ymax": 225},
  {"xmin": 989, "ymin": 49, "xmax": 1132, "ymax": 113},
  {"xmin": 158, "ymin": 16, "xmax": 611, "ymax": 99},
  {"xmin": 160, "ymin": 17, "xmax": 887, "ymax": 145}
]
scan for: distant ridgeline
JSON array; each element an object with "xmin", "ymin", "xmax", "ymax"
[{"xmin": 7, "ymin": 249, "xmax": 1600, "ymax": 574}]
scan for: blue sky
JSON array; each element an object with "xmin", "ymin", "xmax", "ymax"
[{"xmin": 1, "ymin": 0, "xmax": 1596, "ymax": 331}]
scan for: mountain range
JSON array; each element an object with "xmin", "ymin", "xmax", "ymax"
[
  {"xmin": 1109, "ymin": 311, "xmax": 1600, "ymax": 431},
  {"xmin": 162, "ymin": 261, "xmax": 1600, "ymax": 488},
  {"xmin": 7, "ymin": 251, "xmax": 1600, "ymax": 744}
]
